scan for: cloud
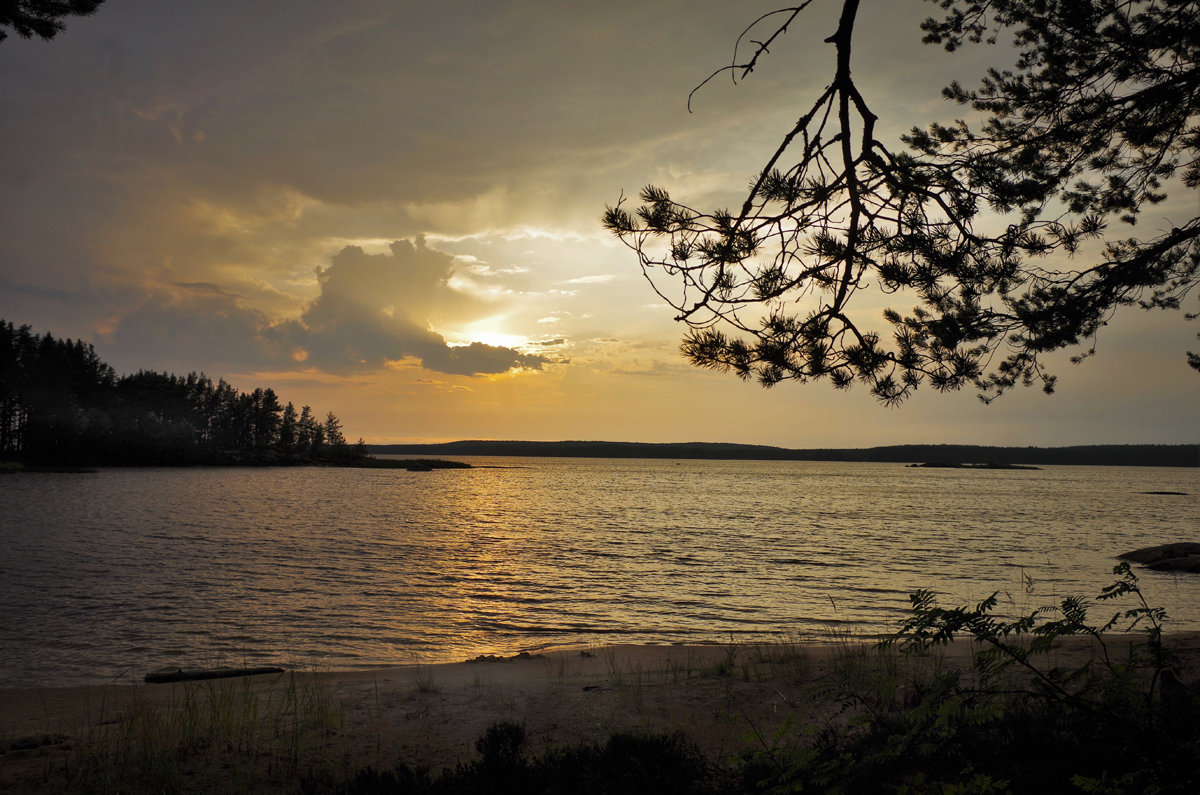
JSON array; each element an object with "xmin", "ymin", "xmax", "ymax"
[
  {"xmin": 109, "ymin": 289, "xmax": 284, "ymax": 374},
  {"xmin": 422, "ymin": 342, "xmax": 548, "ymax": 376},
  {"xmin": 278, "ymin": 236, "xmax": 549, "ymax": 375},
  {"xmin": 107, "ymin": 236, "xmax": 549, "ymax": 377},
  {"xmin": 169, "ymin": 281, "xmax": 242, "ymax": 298},
  {"xmin": 610, "ymin": 360, "xmax": 689, "ymax": 377}
]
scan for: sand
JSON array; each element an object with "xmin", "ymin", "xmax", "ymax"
[{"xmin": 3, "ymin": 634, "xmax": 1199, "ymax": 792}]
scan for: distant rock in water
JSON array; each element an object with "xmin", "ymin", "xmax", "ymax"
[
  {"xmin": 1118, "ymin": 542, "xmax": 1200, "ymax": 573},
  {"xmin": 907, "ymin": 461, "xmax": 1041, "ymax": 470}
]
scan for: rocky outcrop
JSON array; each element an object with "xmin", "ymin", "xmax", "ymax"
[{"xmin": 1118, "ymin": 543, "xmax": 1200, "ymax": 573}]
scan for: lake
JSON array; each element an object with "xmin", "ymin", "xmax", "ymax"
[{"xmin": 1, "ymin": 458, "xmax": 1197, "ymax": 688}]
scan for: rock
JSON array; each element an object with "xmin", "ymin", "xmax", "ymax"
[
  {"xmin": 1118, "ymin": 543, "xmax": 1200, "ymax": 573},
  {"xmin": 467, "ymin": 654, "xmax": 506, "ymax": 663},
  {"xmin": 466, "ymin": 651, "xmax": 544, "ymax": 664},
  {"xmin": 1146, "ymin": 556, "xmax": 1200, "ymax": 573}
]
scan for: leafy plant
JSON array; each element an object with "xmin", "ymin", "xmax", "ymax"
[
  {"xmin": 743, "ymin": 564, "xmax": 1198, "ymax": 793},
  {"xmin": 890, "ymin": 562, "xmax": 1171, "ymax": 710}
]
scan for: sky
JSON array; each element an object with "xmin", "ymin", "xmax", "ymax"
[{"xmin": 1, "ymin": 0, "xmax": 1196, "ymax": 447}]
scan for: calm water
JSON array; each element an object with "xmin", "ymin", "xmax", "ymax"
[{"xmin": 2, "ymin": 458, "xmax": 1198, "ymax": 688}]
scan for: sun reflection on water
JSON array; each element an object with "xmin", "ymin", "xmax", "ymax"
[{"xmin": 1, "ymin": 459, "xmax": 1197, "ymax": 687}]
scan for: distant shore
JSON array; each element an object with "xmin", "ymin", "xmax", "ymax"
[
  {"xmin": 0, "ymin": 456, "xmax": 471, "ymax": 474},
  {"xmin": 368, "ymin": 440, "xmax": 1200, "ymax": 467},
  {"xmin": 8, "ymin": 442, "xmax": 1196, "ymax": 470}
]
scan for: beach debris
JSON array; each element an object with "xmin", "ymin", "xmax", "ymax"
[{"xmin": 144, "ymin": 666, "xmax": 285, "ymax": 684}]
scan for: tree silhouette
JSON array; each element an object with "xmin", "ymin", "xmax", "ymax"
[
  {"xmin": 323, "ymin": 411, "xmax": 345, "ymax": 447},
  {"xmin": 605, "ymin": 0, "xmax": 1199, "ymax": 403},
  {"xmin": 297, "ymin": 405, "xmax": 322, "ymax": 454},
  {"xmin": 0, "ymin": 1, "xmax": 105, "ymax": 44},
  {"xmin": 1, "ymin": 319, "xmax": 363, "ymax": 465},
  {"xmin": 279, "ymin": 401, "xmax": 298, "ymax": 453}
]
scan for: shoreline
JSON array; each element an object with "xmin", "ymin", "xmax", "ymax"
[
  {"xmin": 0, "ymin": 629, "xmax": 900, "ymax": 692},
  {"xmin": 5, "ymin": 633, "xmax": 1199, "ymax": 792},
  {"xmin": 7, "ymin": 631, "xmax": 1199, "ymax": 721}
]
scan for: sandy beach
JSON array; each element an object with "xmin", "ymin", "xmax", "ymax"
[{"xmin": 4, "ymin": 633, "xmax": 1198, "ymax": 793}]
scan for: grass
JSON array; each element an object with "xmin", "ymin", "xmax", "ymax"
[
  {"xmin": 663, "ymin": 648, "xmax": 700, "ymax": 683},
  {"xmin": 411, "ymin": 666, "xmax": 439, "ymax": 694},
  {"xmin": 8, "ymin": 632, "xmax": 1196, "ymax": 793},
  {"xmin": 6, "ymin": 670, "xmax": 352, "ymax": 794}
]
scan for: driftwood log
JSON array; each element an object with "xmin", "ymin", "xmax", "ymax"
[{"xmin": 144, "ymin": 666, "xmax": 285, "ymax": 684}]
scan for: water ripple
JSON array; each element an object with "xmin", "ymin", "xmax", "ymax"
[{"xmin": 1, "ymin": 458, "xmax": 1197, "ymax": 687}]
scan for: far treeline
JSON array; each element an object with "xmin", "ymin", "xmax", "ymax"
[
  {"xmin": 0, "ymin": 319, "xmax": 363, "ymax": 466},
  {"xmin": 370, "ymin": 440, "xmax": 1199, "ymax": 468}
]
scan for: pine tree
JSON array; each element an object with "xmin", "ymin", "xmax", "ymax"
[{"xmin": 606, "ymin": 0, "xmax": 1200, "ymax": 403}]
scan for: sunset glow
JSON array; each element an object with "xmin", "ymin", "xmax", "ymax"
[
  {"xmin": 1, "ymin": 0, "xmax": 1195, "ymax": 447},
  {"xmin": 2, "ymin": 5, "xmax": 1198, "ymax": 790}
]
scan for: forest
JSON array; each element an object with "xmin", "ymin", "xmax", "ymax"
[{"xmin": 0, "ymin": 319, "xmax": 362, "ymax": 466}]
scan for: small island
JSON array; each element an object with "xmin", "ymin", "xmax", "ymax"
[{"xmin": 907, "ymin": 461, "xmax": 1042, "ymax": 470}]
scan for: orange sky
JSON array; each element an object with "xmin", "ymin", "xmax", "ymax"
[{"xmin": 1, "ymin": 0, "xmax": 1196, "ymax": 447}]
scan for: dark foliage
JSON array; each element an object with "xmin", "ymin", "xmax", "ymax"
[
  {"xmin": 339, "ymin": 723, "xmax": 714, "ymax": 795},
  {"xmin": 0, "ymin": 319, "xmax": 357, "ymax": 465},
  {"xmin": 605, "ymin": 0, "xmax": 1200, "ymax": 403},
  {"xmin": 0, "ymin": 0, "xmax": 104, "ymax": 43},
  {"xmin": 743, "ymin": 564, "xmax": 1200, "ymax": 793}
]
